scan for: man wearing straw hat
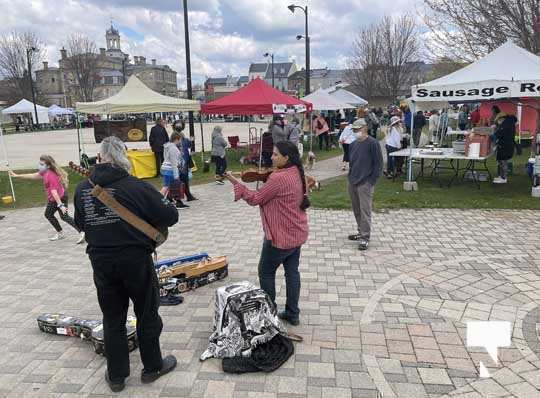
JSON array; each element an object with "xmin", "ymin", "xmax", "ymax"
[{"xmin": 347, "ymin": 118, "xmax": 383, "ymax": 251}]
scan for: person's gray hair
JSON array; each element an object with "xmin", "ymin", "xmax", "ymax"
[
  {"xmin": 100, "ymin": 136, "xmax": 131, "ymax": 172},
  {"xmin": 213, "ymin": 125, "xmax": 222, "ymax": 135}
]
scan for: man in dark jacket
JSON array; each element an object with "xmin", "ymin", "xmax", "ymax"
[
  {"xmin": 491, "ymin": 106, "xmax": 517, "ymax": 184},
  {"xmin": 149, "ymin": 118, "xmax": 169, "ymax": 176},
  {"xmin": 347, "ymin": 118, "xmax": 383, "ymax": 251},
  {"xmin": 74, "ymin": 137, "xmax": 179, "ymax": 392}
]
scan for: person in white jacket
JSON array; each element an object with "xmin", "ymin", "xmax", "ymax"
[
  {"xmin": 384, "ymin": 116, "xmax": 402, "ymax": 178},
  {"xmin": 338, "ymin": 121, "xmax": 357, "ymax": 170},
  {"xmin": 428, "ymin": 110, "xmax": 440, "ymax": 144},
  {"xmin": 160, "ymin": 132, "xmax": 182, "ymax": 197}
]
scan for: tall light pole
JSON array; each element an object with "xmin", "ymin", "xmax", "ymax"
[
  {"xmin": 182, "ymin": 0, "xmax": 195, "ymax": 151},
  {"xmin": 263, "ymin": 52, "xmax": 274, "ymax": 88},
  {"xmin": 288, "ymin": 4, "xmax": 310, "ymax": 95},
  {"xmin": 26, "ymin": 47, "xmax": 39, "ymax": 128}
]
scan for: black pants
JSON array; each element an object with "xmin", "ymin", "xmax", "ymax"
[
  {"xmin": 154, "ymin": 151, "xmax": 164, "ymax": 176},
  {"xmin": 396, "ymin": 137, "xmax": 409, "ymax": 172},
  {"xmin": 258, "ymin": 239, "xmax": 302, "ymax": 319},
  {"xmin": 213, "ymin": 156, "xmax": 227, "ymax": 177},
  {"xmin": 318, "ymin": 132, "xmax": 329, "ymax": 151},
  {"xmin": 90, "ymin": 249, "xmax": 163, "ymax": 382},
  {"xmin": 342, "ymin": 143, "xmax": 350, "ymax": 162},
  {"xmin": 44, "ymin": 195, "xmax": 80, "ymax": 233}
]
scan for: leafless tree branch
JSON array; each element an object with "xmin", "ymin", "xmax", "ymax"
[
  {"xmin": 0, "ymin": 30, "xmax": 45, "ymax": 103},
  {"xmin": 63, "ymin": 33, "xmax": 99, "ymax": 102},
  {"xmin": 422, "ymin": 0, "xmax": 540, "ymax": 61}
]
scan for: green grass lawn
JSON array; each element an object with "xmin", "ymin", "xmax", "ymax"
[
  {"xmin": 310, "ymin": 151, "xmax": 540, "ymax": 211},
  {"xmin": 0, "ymin": 144, "xmax": 342, "ymax": 211}
]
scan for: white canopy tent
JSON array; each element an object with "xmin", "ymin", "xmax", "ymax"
[
  {"xmin": 2, "ymin": 99, "xmax": 50, "ymax": 124},
  {"xmin": 301, "ymin": 89, "xmax": 355, "ymax": 111},
  {"xmin": 48, "ymin": 104, "xmax": 73, "ymax": 116},
  {"xmin": 324, "ymin": 85, "xmax": 368, "ymax": 107},
  {"xmin": 411, "ymin": 41, "xmax": 540, "ymax": 102},
  {"xmin": 76, "ymin": 75, "xmax": 200, "ymax": 113},
  {"xmin": 406, "ymin": 40, "xmax": 540, "ymax": 183}
]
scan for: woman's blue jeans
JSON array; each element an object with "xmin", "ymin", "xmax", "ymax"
[{"xmin": 258, "ymin": 239, "xmax": 301, "ymax": 320}]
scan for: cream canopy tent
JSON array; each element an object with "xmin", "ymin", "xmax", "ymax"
[
  {"xmin": 76, "ymin": 75, "xmax": 200, "ymax": 113},
  {"xmin": 411, "ymin": 41, "xmax": 540, "ymax": 102}
]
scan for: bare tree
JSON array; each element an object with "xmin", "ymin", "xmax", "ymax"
[
  {"xmin": 425, "ymin": 56, "xmax": 467, "ymax": 81},
  {"xmin": 63, "ymin": 34, "xmax": 99, "ymax": 102},
  {"xmin": 0, "ymin": 31, "xmax": 45, "ymax": 103},
  {"xmin": 346, "ymin": 14, "xmax": 420, "ymax": 102},
  {"xmin": 378, "ymin": 15, "xmax": 421, "ymax": 100},
  {"xmin": 346, "ymin": 23, "xmax": 383, "ymax": 101},
  {"xmin": 422, "ymin": 0, "xmax": 540, "ymax": 62}
]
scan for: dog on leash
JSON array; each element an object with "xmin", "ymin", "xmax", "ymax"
[{"xmin": 305, "ymin": 151, "xmax": 316, "ymax": 171}]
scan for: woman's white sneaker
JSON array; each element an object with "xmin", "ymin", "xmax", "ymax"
[
  {"xmin": 49, "ymin": 232, "xmax": 65, "ymax": 241},
  {"xmin": 493, "ymin": 177, "xmax": 507, "ymax": 184}
]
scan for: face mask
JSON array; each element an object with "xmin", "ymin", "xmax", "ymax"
[{"xmin": 37, "ymin": 163, "xmax": 48, "ymax": 173}]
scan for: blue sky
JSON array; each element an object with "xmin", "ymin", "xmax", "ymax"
[{"xmin": 0, "ymin": 0, "xmax": 423, "ymax": 88}]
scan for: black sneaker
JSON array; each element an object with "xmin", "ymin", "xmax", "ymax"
[
  {"xmin": 105, "ymin": 370, "xmax": 125, "ymax": 393},
  {"xmin": 348, "ymin": 234, "xmax": 361, "ymax": 241},
  {"xmin": 141, "ymin": 355, "xmax": 177, "ymax": 384},
  {"xmin": 176, "ymin": 202, "xmax": 189, "ymax": 209},
  {"xmin": 186, "ymin": 196, "xmax": 198, "ymax": 202},
  {"xmin": 358, "ymin": 239, "xmax": 369, "ymax": 251},
  {"xmin": 278, "ymin": 310, "xmax": 300, "ymax": 326}
]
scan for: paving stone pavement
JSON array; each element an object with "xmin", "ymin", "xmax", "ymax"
[{"xmin": 0, "ymin": 157, "xmax": 539, "ymax": 397}]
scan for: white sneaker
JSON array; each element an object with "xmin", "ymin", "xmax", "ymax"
[
  {"xmin": 49, "ymin": 232, "xmax": 65, "ymax": 241},
  {"xmin": 493, "ymin": 177, "xmax": 508, "ymax": 184},
  {"xmin": 76, "ymin": 232, "xmax": 85, "ymax": 244},
  {"xmin": 215, "ymin": 180, "xmax": 225, "ymax": 185}
]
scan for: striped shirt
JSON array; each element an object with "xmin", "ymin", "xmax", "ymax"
[{"xmin": 233, "ymin": 166, "xmax": 309, "ymax": 250}]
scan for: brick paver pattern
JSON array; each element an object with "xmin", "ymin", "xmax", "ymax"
[{"xmin": 0, "ymin": 157, "xmax": 539, "ymax": 397}]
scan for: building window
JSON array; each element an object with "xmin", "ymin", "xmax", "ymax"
[
  {"xmin": 51, "ymin": 78, "xmax": 55, "ymax": 83},
  {"xmin": 104, "ymin": 76, "xmax": 113, "ymax": 85}
]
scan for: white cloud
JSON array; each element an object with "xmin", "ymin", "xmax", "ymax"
[{"xmin": 0, "ymin": 0, "xmax": 423, "ymax": 87}]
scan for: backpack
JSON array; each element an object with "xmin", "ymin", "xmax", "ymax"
[
  {"xmin": 316, "ymin": 118, "xmax": 324, "ymax": 130},
  {"xmin": 200, "ymin": 281, "xmax": 287, "ymax": 360}
]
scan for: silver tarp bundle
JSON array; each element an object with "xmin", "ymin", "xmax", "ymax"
[{"xmin": 200, "ymin": 281, "xmax": 286, "ymax": 361}]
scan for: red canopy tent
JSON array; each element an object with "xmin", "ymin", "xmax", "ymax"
[{"xmin": 201, "ymin": 78, "xmax": 312, "ymax": 115}]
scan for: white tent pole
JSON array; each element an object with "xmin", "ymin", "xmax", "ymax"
[
  {"xmin": 407, "ymin": 102, "xmax": 416, "ymax": 182},
  {"xmin": 0, "ymin": 125, "xmax": 16, "ymax": 202}
]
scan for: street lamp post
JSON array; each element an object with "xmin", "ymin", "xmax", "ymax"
[
  {"xmin": 263, "ymin": 52, "xmax": 274, "ymax": 88},
  {"xmin": 26, "ymin": 47, "xmax": 39, "ymax": 129},
  {"xmin": 288, "ymin": 4, "xmax": 310, "ymax": 95},
  {"xmin": 182, "ymin": 0, "xmax": 195, "ymax": 151}
]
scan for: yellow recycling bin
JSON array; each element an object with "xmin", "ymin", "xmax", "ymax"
[{"xmin": 127, "ymin": 149, "xmax": 157, "ymax": 179}]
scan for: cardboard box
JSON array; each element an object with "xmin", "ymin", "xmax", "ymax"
[{"xmin": 465, "ymin": 134, "xmax": 492, "ymax": 157}]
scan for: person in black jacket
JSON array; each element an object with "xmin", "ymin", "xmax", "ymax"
[
  {"xmin": 149, "ymin": 118, "xmax": 169, "ymax": 176},
  {"xmin": 74, "ymin": 136, "xmax": 179, "ymax": 392},
  {"xmin": 491, "ymin": 106, "xmax": 517, "ymax": 184}
]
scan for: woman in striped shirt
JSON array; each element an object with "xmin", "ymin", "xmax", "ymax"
[{"xmin": 225, "ymin": 141, "xmax": 310, "ymax": 326}]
